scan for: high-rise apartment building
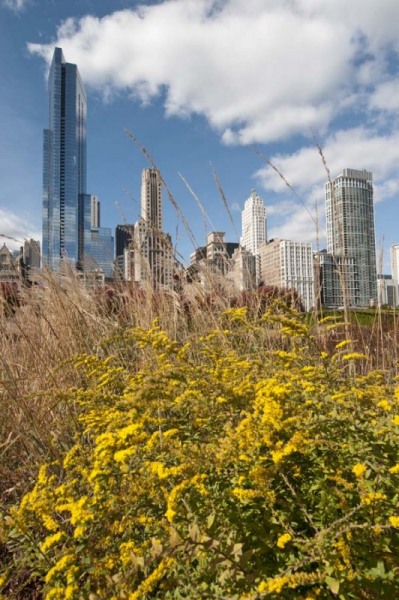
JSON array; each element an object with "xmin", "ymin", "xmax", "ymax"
[
  {"xmin": 259, "ymin": 239, "xmax": 314, "ymax": 311},
  {"xmin": 42, "ymin": 47, "xmax": 88, "ymax": 271},
  {"xmin": 325, "ymin": 169, "xmax": 377, "ymax": 307},
  {"xmin": 241, "ymin": 189, "xmax": 267, "ymax": 282},
  {"xmin": 391, "ymin": 244, "xmax": 399, "ymax": 307}
]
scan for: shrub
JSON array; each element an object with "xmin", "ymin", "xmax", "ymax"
[{"xmin": 2, "ymin": 306, "xmax": 399, "ymax": 599}]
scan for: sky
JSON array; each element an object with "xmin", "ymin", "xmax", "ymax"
[{"xmin": 0, "ymin": 0, "xmax": 398, "ymax": 270}]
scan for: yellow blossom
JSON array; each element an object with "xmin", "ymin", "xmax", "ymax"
[
  {"xmin": 352, "ymin": 463, "xmax": 367, "ymax": 478},
  {"xmin": 277, "ymin": 533, "xmax": 292, "ymax": 549},
  {"xmin": 377, "ymin": 399, "xmax": 391, "ymax": 411}
]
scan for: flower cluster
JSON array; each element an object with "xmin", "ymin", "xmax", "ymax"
[{"xmin": 2, "ymin": 307, "xmax": 399, "ymax": 598}]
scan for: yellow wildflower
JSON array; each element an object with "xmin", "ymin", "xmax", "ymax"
[
  {"xmin": 352, "ymin": 463, "xmax": 366, "ymax": 478},
  {"xmin": 389, "ymin": 516, "xmax": 399, "ymax": 527},
  {"xmin": 377, "ymin": 400, "xmax": 391, "ymax": 411},
  {"xmin": 342, "ymin": 353, "xmax": 367, "ymax": 361},
  {"xmin": 277, "ymin": 533, "xmax": 292, "ymax": 549},
  {"xmin": 362, "ymin": 492, "xmax": 386, "ymax": 505}
]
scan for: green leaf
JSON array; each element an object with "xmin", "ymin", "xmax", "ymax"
[
  {"xmin": 326, "ymin": 576, "xmax": 340, "ymax": 594},
  {"xmin": 207, "ymin": 512, "xmax": 216, "ymax": 529}
]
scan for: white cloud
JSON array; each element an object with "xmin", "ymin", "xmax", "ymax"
[
  {"xmin": 267, "ymin": 200, "xmax": 324, "ymax": 247},
  {"xmin": 0, "ymin": 209, "xmax": 41, "ymax": 252},
  {"xmin": 369, "ymin": 80, "xmax": 399, "ymax": 112},
  {"xmin": 1, "ymin": 0, "xmax": 29, "ymax": 12},
  {"xmin": 27, "ymin": 0, "xmax": 399, "ymax": 145},
  {"xmin": 256, "ymin": 127, "xmax": 399, "ymax": 194}
]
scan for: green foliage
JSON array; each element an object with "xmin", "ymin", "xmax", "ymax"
[{"xmin": 2, "ymin": 306, "xmax": 399, "ymax": 599}]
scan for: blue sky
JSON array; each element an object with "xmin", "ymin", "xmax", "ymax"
[{"xmin": 1, "ymin": 0, "xmax": 398, "ymax": 270}]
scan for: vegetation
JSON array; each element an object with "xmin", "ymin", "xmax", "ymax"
[{"xmin": 1, "ymin": 274, "xmax": 399, "ymax": 599}]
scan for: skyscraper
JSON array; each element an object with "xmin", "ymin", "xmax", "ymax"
[
  {"xmin": 241, "ymin": 189, "xmax": 267, "ymax": 282},
  {"xmin": 131, "ymin": 168, "xmax": 173, "ymax": 288},
  {"xmin": 42, "ymin": 47, "xmax": 88, "ymax": 271},
  {"xmin": 325, "ymin": 169, "xmax": 377, "ymax": 307},
  {"xmin": 141, "ymin": 168, "xmax": 163, "ymax": 230}
]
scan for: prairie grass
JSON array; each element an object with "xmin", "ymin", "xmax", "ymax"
[{"xmin": 1, "ymin": 268, "xmax": 399, "ymax": 599}]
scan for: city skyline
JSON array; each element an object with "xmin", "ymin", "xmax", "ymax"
[{"xmin": 1, "ymin": 1, "xmax": 399, "ymax": 270}]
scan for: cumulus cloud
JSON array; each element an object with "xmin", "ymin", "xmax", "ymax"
[
  {"xmin": 369, "ymin": 80, "xmax": 399, "ymax": 112},
  {"xmin": 256, "ymin": 127, "xmax": 399, "ymax": 194},
  {"xmin": 27, "ymin": 0, "xmax": 399, "ymax": 145},
  {"xmin": 267, "ymin": 201, "xmax": 324, "ymax": 247}
]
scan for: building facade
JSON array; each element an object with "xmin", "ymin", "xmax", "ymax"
[
  {"xmin": 241, "ymin": 189, "xmax": 267, "ymax": 283},
  {"xmin": 141, "ymin": 168, "xmax": 162, "ymax": 230},
  {"xmin": 42, "ymin": 48, "xmax": 87, "ymax": 271},
  {"xmin": 391, "ymin": 244, "xmax": 399, "ymax": 307},
  {"xmin": 89, "ymin": 227, "xmax": 114, "ymax": 279},
  {"xmin": 314, "ymin": 251, "xmax": 357, "ymax": 309},
  {"xmin": 188, "ymin": 232, "xmax": 256, "ymax": 291},
  {"xmin": 128, "ymin": 168, "xmax": 173, "ymax": 289},
  {"xmin": 325, "ymin": 169, "xmax": 377, "ymax": 307},
  {"xmin": 259, "ymin": 239, "xmax": 314, "ymax": 311},
  {"xmin": 0, "ymin": 244, "xmax": 20, "ymax": 283},
  {"xmin": 42, "ymin": 47, "xmax": 88, "ymax": 271},
  {"xmin": 377, "ymin": 274, "xmax": 396, "ymax": 308},
  {"xmin": 90, "ymin": 195, "xmax": 100, "ymax": 228}
]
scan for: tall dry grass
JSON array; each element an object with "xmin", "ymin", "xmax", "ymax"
[{"xmin": 1, "ymin": 268, "xmax": 398, "ymax": 508}]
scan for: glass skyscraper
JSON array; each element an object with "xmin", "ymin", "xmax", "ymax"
[
  {"xmin": 325, "ymin": 169, "xmax": 377, "ymax": 307},
  {"xmin": 42, "ymin": 47, "xmax": 88, "ymax": 271}
]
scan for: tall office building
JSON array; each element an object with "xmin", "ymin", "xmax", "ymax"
[
  {"xmin": 241, "ymin": 189, "xmax": 267, "ymax": 283},
  {"xmin": 130, "ymin": 168, "xmax": 173, "ymax": 288},
  {"xmin": 325, "ymin": 169, "xmax": 377, "ymax": 307},
  {"xmin": 141, "ymin": 168, "xmax": 162, "ymax": 230},
  {"xmin": 42, "ymin": 47, "xmax": 88, "ymax": 271}
]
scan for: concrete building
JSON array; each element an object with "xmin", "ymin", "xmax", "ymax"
[
  {"xmin": 0, "ymin": 244, "xmax": 22, "ymax": 283},
  {"xmin": 241, "ymin": 189, "xmax": 266, "ymax": 283},
  {"xmin": 377, "ymin": 274, "xmax": 396, "ymax": 307},
  {"xmin": 391, "ymin": 244, "xmax": 399, "ymax": 307},
  {"xmin": 226, "ymin": 246, "xmax": 256, "ymax": 291},
  {"xmin": 259, "ymin": 239, "xmax": 314, "ymax": 311},
  {"xmin": 23, "ymin": 239, "xmax": 41, "ymax": 272},
  {"xmin": 141, "ymin": 167, "xmax": 162, "ymax": 230},
  {"xmin": 188, "ymin": 233, "xmax": 256, "ymax": 291},
  {"xmin": 325, "ymin": 169, "xmax": 377, "ymax": 307},
  {"xmin": 129, "ymin": 168, "xmax": 174, "ymax": 289}
]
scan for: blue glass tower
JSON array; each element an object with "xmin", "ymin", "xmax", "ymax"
[{"xmin": 42, "ymin": 48, "xmax": 88, "ymax": 271}]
